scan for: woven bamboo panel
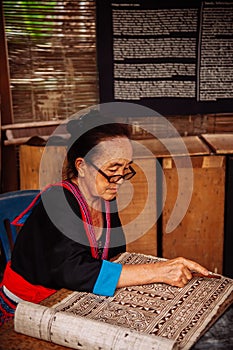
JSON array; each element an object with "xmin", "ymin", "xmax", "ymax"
[{"xmin": 4, "ymin": 1, "xmax": 98, "ymax": 122}]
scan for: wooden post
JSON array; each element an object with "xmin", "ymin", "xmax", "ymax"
[
  {"xmin": 0, "ymin": 2, "xmax": 18, "ymax": 192},
  {"xmin": 200, "ymin": 134, "xmax": 233, "ymax": 277},
  {"xmin": 224, "ymin": 156, "xmax": 233, "ymax": 278},
  {"xmin": 0, "ymin": 1, "xmax": 13, "ymax": 124}
]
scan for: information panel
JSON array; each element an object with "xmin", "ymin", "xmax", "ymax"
[{"xmin": 96, "ymin": 0, "xmax": 233, "ymax": 115}]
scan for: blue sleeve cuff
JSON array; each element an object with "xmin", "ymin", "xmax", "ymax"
[{"xmin": 93, "ymin": 260, "xmax": 122, "ymax": 297}]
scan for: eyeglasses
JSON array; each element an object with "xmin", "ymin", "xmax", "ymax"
[{"xmin": 88, "ymin": 161, "xmax": 136, "ymax": 183}]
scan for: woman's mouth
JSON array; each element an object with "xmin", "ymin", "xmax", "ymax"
[{"xmin": 107, "ymin": 187, "xmax": 118, "ymax": 193}]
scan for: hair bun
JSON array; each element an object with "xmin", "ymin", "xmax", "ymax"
[
  {"xmin": 66, "ymin": 119, "xmax": 82, "ymax": 136},
  {"xmin": 66, "ymin": 109, "xmax": 111, "ymax": 138}
]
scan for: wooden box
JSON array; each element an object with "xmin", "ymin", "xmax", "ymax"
[
  {"xmin": 19, "ymin": 145, "xmax": 67, "ymax": 190},
  {"xmin": 223, "ymin": 155, "xmax": 233, "ymax": 278},
  {"xmin": 118, "ymin": 156, "xmax": 157, "ymax": 256},
  {"xmin": 162, "ymin": 152, "xmax": 225, "ymax": 273},
  {"xmin": 201, "ymin": 134, "xmax": 233, "ymax": 277}
]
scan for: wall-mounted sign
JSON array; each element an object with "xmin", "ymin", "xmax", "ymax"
[{"xmin": 96, "ymin": 0, "xmax": 233, "ymax": 115}]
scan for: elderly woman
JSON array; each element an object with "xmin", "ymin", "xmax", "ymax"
[{"xmin": 0, "ymin": 111, "xmax": 208, "ymax": 325}]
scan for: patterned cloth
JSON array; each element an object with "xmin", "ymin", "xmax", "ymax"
[
  {"xmin": 52, "ymin": 253, "xmax": 233, "ymax": 350},
  {"xmin": 0, "ymin": 285, "xmax": 17, "ymax": 326}
]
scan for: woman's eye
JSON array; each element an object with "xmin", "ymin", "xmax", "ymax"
[
  {"xmin": 108, "ymin": 168, "xmax": 117, "ymax": 173},
  {"xmin": 107, "ymin": 167, "xmax": 130, "ymax": 173}
]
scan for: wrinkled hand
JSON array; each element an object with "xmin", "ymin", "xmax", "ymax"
[{"xmin": 154, "ymin": 257, "xmax": 209, "ymax": 288}]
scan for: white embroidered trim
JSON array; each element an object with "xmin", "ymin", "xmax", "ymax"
[{"xmin": 3, "ymin": 285, "xmax": 25, "ymax": 304}]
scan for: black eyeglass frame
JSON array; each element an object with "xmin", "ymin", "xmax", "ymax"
[{"xmin": 88, "ymin": 161, "xmax": 136, "ymax": 183}]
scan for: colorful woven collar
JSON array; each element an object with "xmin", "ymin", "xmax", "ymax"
[{"xmin": 62, "ymin": 180, "xmax": 111, "ymax": 260}]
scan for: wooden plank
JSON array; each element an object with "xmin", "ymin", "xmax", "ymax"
[
  {"xmin": 137, "ymin": 136, "xmax": 210, "ymax": 158},
  {"xmin": 1, "ymin": 120, "xmax": 63, "ymax": 130},
  {"xmin": 214, "ymin": 115, "xmax": 233, "ymax": 133},
  {"xmin": 1, "ymin": 145, "xmax": 18, "ymax": 192},
  {"xmin": 164, "ymin": 115, "xmax": 216, "ymax": 136},
  {"xmin": 39, "ymin": 146, "xmax": 67, "ymax": 188},
  {"xmin": 223, "ymin": 156, "xmax": 233, "ymax": 278},
  {"xmin": 4, "ymin": 136, "xmax": 48, "ymax": 146},
  {"xmin": 162, "ymin": 155, "xmax": 225, "ymax": 273},
  {"xmin": 129, "ymin": 115, "xmax": 225, "ymax": 138},
  {"xmin": 118, "ymin": 158, "xmax": 157, "ymax": 256},
  {"xmin": 2, "ymin": 121, "xmax": 67, "ymax": 145},
  {"xmin": 201, "ymin": 134, "xmax": 233, "ymax": 154},
  {"xmin": 19, "ymin": 146, "xmax": 43, "ymax": 190},
  {"xmin": 19, "ymin": 145, "xmax": 67, "ymax": 190},
  {"xmin": 0, "ymin": 97, "xmax": 1, "ymax": 192}
]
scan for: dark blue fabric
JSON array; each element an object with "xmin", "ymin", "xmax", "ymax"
[
  {"xmin": 0, "ymin": 286, "xmax": 17, "ymax": 326},
  {"xmin": 0, "ymin": 190, "xmax": 40, "ymax": 262}
]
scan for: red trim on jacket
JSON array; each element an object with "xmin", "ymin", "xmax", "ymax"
[{"xmin": 2, "ymin": 262, "xmax": 56, "ymax": 303}]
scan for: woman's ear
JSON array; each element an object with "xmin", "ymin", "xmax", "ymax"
[{"xmin": 74, "ymin": 158, "xmax": 85, "ymax": 177}]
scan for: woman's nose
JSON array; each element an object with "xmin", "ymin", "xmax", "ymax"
[{"xmin": 115, "ymin": 177, "xmax": 124, "ymax": 185}]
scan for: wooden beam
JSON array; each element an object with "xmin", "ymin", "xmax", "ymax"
[
  {"xmin": 1, "ymin": 120, "xmax": 63, "ymax": 130},
  {"xmin": 0, "ymin": 1, "xmax": 13, "ymax": 124}
]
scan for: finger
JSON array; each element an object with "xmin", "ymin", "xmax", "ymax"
[
  {"xmin": 171, "ymin": 279, "xmax": 184, "ymax": 288},
  {"xmin": 183, "ymin": 267, "xmax": 193, "ymax": 281},
  {"xmin": 175, "ymin": 269, "xmax": 189, "ymax": 287},
  {"xmin": 182, "ymin": 258, "xmax": 209, "ymax": 276},
  {"xmin": 182, "ymin": 277, "xmax": 188, "ymax": 286},
  {"xmin": 177, "ymin": 277, "xmax": 188, "ymax": 288}
]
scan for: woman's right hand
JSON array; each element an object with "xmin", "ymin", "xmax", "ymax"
[
  {"xmin": 150, "ymin": 257, "xmax": 209, "ymax": 288},
  {"xmin": 117, "ymin": 256, "xmax": 209, "ymax": 289}
]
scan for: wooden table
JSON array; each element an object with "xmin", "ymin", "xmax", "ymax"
[
  {"xmin": 0, "ymin": 289, "xmax": 72, "ymax": 350},
  {"xmin": 1, "ymin": 289, "xmax": 233, "ymax": 350}
]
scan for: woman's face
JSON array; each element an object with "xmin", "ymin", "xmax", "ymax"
[{"xmin": 82, "ymin": 137, "xmax": 133, "ymax": 202}]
